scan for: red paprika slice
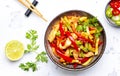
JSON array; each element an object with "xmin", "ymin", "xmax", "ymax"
[
  {"xmin": 56, "ymin": 48, "xmax": 73, "ymax": 63},
  {"xmin": 66, "ymin": 31, "xmax": 79, "ymax": 51},
  {"xmin": 98, "ymin": 40, "xmax": 103, "ymax": 46},
  {"xmin": 50, "ymin": 43, "xmax": 73, "ymax": 63},
  {"xmin": 76, "ymin": 32, "xmax": 94, "ymax": 47},
  {"xmin": 59, "ymin": 21, "xmax": 65, "ymax": 36},
  {"xmin": 78, "ymin": 57, "xmax": 89, "ymax": 64},
  {"xmin": 73, "ymin": 63, "xmax": 78, "ymax": 69}
]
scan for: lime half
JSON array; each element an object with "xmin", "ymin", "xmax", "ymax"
[{"xmin": 5, "ymin": 40, "xmax": 24, "ymax": 61}]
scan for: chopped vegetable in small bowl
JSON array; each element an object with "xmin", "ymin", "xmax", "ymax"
[
  {"xmin": 105, "ymin": 0, "xmax": 120, "ymax": 27},
  {"xmin": 45, "ymin": 10, "xmax": 106, "ymax": 71}
]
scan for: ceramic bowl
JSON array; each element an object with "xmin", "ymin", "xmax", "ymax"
[
  {"xmin": 44, "ymin": 10, "xmax": 106, "ymax": 71},
  {"xmin": 105, "ymin": 1, "xmax": 120, "ymax": 27}
]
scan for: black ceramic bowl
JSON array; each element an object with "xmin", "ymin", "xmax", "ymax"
[
  {"xmin": 105, "ymin": 1, "xmax": 120, "ymax": 27},
  {"xmin": 44, "ymin": 10, "xmax": 106, "ymax": 71}
]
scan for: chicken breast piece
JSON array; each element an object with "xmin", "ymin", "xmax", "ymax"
[
  {"xmin": 59, "ymin": 38, "xmax": 71, "ymax": 49},
  {"xmin": 73, "ymin": 49, "xmax": 79, "ymax": 59},
  {"xmin": 84, "ymin": 52, "xmax": 94, "ymax": 57},
  {"xmin": 48, "ymin": 24, "xmax": 59, "ymax": 42},
  {"xmin": 71, "ymin": 33, "xmax": 78, "ymax": 39}
]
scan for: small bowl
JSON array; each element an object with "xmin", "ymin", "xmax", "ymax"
[
  {"xmin": 105, "ymin": 1, "xmax": 120, "ymax": 27},
  {"xmin": 44, "ymin": 10, "xmax": 106, "ymax": 71}
]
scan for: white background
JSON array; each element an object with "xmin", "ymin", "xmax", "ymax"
[{"xmin": 0, "ymin": 0, "xmax": 120, "ymax": 76}]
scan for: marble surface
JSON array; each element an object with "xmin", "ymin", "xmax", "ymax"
[{"xmin": 0, "ymin": 0, "xmax": 120, "ymax": 76}]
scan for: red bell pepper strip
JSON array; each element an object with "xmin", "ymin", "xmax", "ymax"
[
  {"xmin": 73, "ymin": 63, "xmax": 78, "ymax": 69},
  {"xmin": 78, "ymin": 57, "xmax": 89, "ymax": 64},
  {"xmin": 55, "ymin": 48, "xmax": 73, "ymax": 63},
  {"xmin": 50, "ymin": 42, "xmax": 73, "ymax": 63},
  {"xmin": 50, "ymin": 42, "xmax": 56, "ymax": 48},
  {"xmin": 76, "ymin": 32, "xmax": 94, "ymax": 47},
  {"xmin": 78, "ymin": 37, "xmax": 94, "ymax": 45},
  {"xmin": 56, "ymin": 36, "xmax": 66, "ymax": 46},
  {"xmin": 98, "ymin": 40, "xmax": 103, "ymax": 46},
  {"xmin": 59, "ymin": 21, "xmax": 65, "ymax": 36},
  {"xmin": 66, "ymin": 31, "xmax": 79, "ymax": 51},
  {"xmin": 71, "ymin": 25, "xmax": 94, "ymax": 47},
  {"xmin": 50, "ymin": 42, "xmax": 89, "ymax": 67}
]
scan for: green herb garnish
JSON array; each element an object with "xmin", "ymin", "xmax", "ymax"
[
  {"xmin": 19, "ymin": 29, "xmax": 48, "ymax": 72},
  {"xmin": 25, "ymin": 30, "xmax": 39, "ymax": 53},
  {"xmin": 19, "ymin": 62, "xmax": 37, "ymax": 72},
  {"xmin": 35, "ymin": 51, "xmax": 48, "ymax": 63},
  {"xmin": 19, "ymin": 51, "xmax": 48, "ymax": 72}
]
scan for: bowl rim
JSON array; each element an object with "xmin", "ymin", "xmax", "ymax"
[
  {"xmin": 44, "ymin": 10, "xmax": 106, "ymax": 71},
  {"xmin": 105, "ymin": 1, "xmax": 120, "ymax": 28}
]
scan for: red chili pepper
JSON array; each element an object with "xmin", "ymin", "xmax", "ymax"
[
  {"xmin": 78, "ymin": 57, "xmax": 89, "ymax": 63},
  {"xmin": 59, "ymin": 21, "xmax": 65, "ymax": 36},
  {"xmin": 66, "ymin": 31, "xmax": 79, "ymax": 51}
]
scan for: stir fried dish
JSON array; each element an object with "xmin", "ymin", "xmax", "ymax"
[{"xmin": 48, "ymin": 15, "xmax": 103, "ymax": 67}]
